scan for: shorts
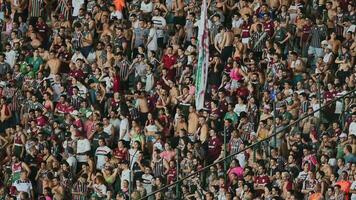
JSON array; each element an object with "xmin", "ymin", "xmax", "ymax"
[
  {"xmin": 221, "ymin": 46, "xmax": 234, "ymax": 63},
  {"xmin": 173, "ymin": 16, "xmax": 185, "ymax": 26},
  {"xmin": 231, "ymin": 79, "xmax": 240, "ymax": 90},
  {"xmin": 158, "ymin": 37, "xmax": 165, "ymax": 48},
  {"xmin": 242, "ymin": 38, "xmax": 250, "ymax": 44}
]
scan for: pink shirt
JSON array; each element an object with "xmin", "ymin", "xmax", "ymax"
[
  {"xmin": 160, "ymin": 151, "xmax": 176, "ymax": 161},
  {"xmin": 229, "ymin": 68, "xmax": 243, "ymax": 81},
  {"xmin": 228, "ymin": 167, "xmax": 244, "ymax": 178}
]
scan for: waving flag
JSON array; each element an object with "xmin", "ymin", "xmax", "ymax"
[{"xmin": 195, "ymin": 0, "xmax": 209, "ymax": 110}]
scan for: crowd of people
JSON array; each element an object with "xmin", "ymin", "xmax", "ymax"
[{"xmin": 0, "ymin": 0, "xmax": 355, "ymax": 199}]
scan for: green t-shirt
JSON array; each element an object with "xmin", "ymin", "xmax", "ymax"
[
  {"xmin": 224, "ymin": 112, "xmax": 239, "ymax": 125},
  {"xmin": 26, "ymin": 56, "xmax": 43, "ymax": 72},
  {"xmin": 274, "ymin": 27, "xmax": 288, "ymax": 44},
  {"xmin": 19, "ymin": 61, "xmax": 29, "ymax": 74}
]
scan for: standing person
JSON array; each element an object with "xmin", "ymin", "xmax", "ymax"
[
  {"xmin": 0, "ymin": 97, "xmax": 11, "ymax": 131},
  {"xmin": 273, "ymin": 20, "xmax": 291, "ymax": 56},
  {"xmin": 307, "ymin": 17, "xmax": 328, "ymax": 65},
  {"xmin": 95, "ymin": 138, "xmax": 112, "ymax": 170},
  {"xmin": 10, "ymin": 0, "xmax": 28, "ymax": 22},
  {"xmin": 119, "ymin": 112, "xmax": 130, "ymax": 145},
  {"xmin": 115, "ymin": 52, "xmax": 132, "ymax": 92},
  {"xmin": 28, "ymin": 0, "xmax": 43, "ymax": 25},
  {"xmin": 172, "ymin": 0, "xmax": 184, "ymax": 26},
  {"xmin": 12, "ymin": 126, "xmax": 26, "ymax": 158},
  {"xmin": 0, "ymin": 53, "xmax": 11, "ymax": 78},
  {"xmin": 141, "ymin": 167, "xmax": 154, "ymax": 198},
  {"xmin": 207, "ymin": 129, "xmax": 222, "ymax": 164},
  {"xmin": 72, "ymin": 174, "xmax": 89, "ymax": 200},
  {"xmin": 11, "ymin": 156, "xmax": 31, "ymax": 183},
  {"xmin": 132, "ymin": 19, "xmax": 148, "ymax": 55},
  {"xmin": 146, "ymin": 21, "xmax": 158, "ymax": 53},
  {"xmin": 12, "ymin": 171, "xmax": 34, "ymax": 199},
  {"xmin": 220, "ymin": 27, "xmax": 234, "ymax": 64},
  {"xmin": 250, "ymin": 23, "xmax": 268, "ymax": 61},
  {"xmin": 151, "ymin": 8, "xmax": 167, "ymax": 56},
  {"xmin": 75, "ymin": 132, "xmax": 91, "ymax": 170}
]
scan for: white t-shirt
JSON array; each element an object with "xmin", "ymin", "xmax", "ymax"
[
  {"xmin": 232, "ymin": 18, "xmax": 243, "ymax": 28},
  {"xmin": 142, "ymin": 173, "xmax": 154, "ymax": 193},
  {"xmin": 72, "ymin": 0, "xmax": 84, "ymax": 17},
  {"xmin": 152, "ymin": 16, "xmax": 166, "ymax": 38},
  {"xmin": 103, "ymin": 124, "xmax": 114, "ymax": 136},
  {"xmin": 93, "ymin": 184, "xmax": 107, "ymax": 198},
  {"xmin": 140, "ymin": 1, "xmax": 153, "ymax": 13},
  {"xmin": 5, "ymin": 50, "xmax": 17, "ymax": 67},
  {"xmin": 121, "ymin": 169, "xmax": 131, "ymax": 187},
  {"xmin": 311, "ymin": 103, "xmax": 320, "ymax": 118},
  {"xmin": 350, "ymin": 122, "xmax": 356, "ymax": 136},
  {"xmin": 351, "ymin": 181, "xmax": 356, "ymax": 200},
  {"xmin": 234, "ymin": 104, "xmax": 247, "ymax": 116},
  {"xmin": 95, "ymin": 146, "xmax": 112, "ymax": 170},
  {"xmin": 145, "ymin": 73, "xmax": 155, "ymax": 92},
  {"xmin": 66, "ymin": 155, "xmax": 77, "ymax": 175},
  {"xmin": 76, "ymin": 139, "xmax": 91, "ymax": 162},
  {"xmin": 13, "ymin": 179, "xmax": 33, "ymax": 197},
  {"xmin": 147, "ymin": 27, "xmax": 158, "ymax": 51},
  {"xmin": 129, "ymin": 149, "xmax": 140, "ymax": 169},
  {"xmin": 119, "ymin": 118, "xmax": 130, "ymax": 141}
]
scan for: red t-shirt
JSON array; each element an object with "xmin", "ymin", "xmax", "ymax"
[
  {"xmin": 255, "ymin": 175, "xmax": 270, "ymax": 185},
  {"xmin": 162, "ymin": 54, "xmax": 177, "ymax": 70},
  {"xmin": 208, "ymin": 137, "xmax": 222, "ymax": 160}
]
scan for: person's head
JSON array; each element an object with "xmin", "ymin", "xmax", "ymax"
[
  {"xmin": 166, "ymin": 46, "xmax": 173, "ymax": 54},
  {"xmin": 209, "ymin": 129, "xmax": 217, "ymax": 137},
  {"xmin": 153, "ymin": 8, "xmax": 161, "ymax": 16},
  {"xmin": 205, "ymin": 192, "xmax": 214, "ymax": 200},
  {"xmin": 98, "ymin": 138, "xmax": 106, "ymax": 147},
  {"xmin": 334, "ymin": 184, "xmax": 341, "ymax": 193},
  {"xmin": 344, "ymin": 144, "xmax": 352, "ymax": 154},
  {"xmin": 164, "ymin": 143, "xmax": 171, "ymax": 151}
]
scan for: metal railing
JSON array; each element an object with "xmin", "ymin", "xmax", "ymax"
[{"xmin": 140, "ymin": 89, "xmax": 356, "ymax": 199}]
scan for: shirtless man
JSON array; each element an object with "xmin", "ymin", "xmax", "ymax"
[
  {"xmin": 238, "ymin": 0, "xmax": 253, "ymax": 17},
  {"xmin": 172, "ymin": 0, "xmax": 185, "ymax": 26},
  {"xmin": 233, "ymin": 34, "xmax": 245, "ymax": 60},
  {"xmin": 10, "ymin": 0, "xmax": 28, "ymax": 21},
  {"xmin": 197, "ymin": 116, "xmax": 209, "ymax": 144},
  {"xmin": 45, "ymin": 51, "xmax": 61, "ymax": 76},
  {"xmin": 326, "ymin": 1, "xmax": 336, "ymax": 30},
  {"xmin": 30, "ymin": 33, "xmax": 41, "ymax": 49},
  {"xmin": 220, "ymin": 27, "xmax": 234, "ymax": 63},
  {"xmin": 51, "ymin": 177, "xmax": 64, "ymax": 200},
  {"xmin": 187, "ymin": 105, "xmax": 199, "ymax": 141},
  {"xmin": 134, "ymin": 91, "xmax": 149, "ymax": 125}
]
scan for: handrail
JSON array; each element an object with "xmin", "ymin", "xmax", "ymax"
[{"xmin": 141, "ymin": 89, "xmax": 356, "ymax": 199}]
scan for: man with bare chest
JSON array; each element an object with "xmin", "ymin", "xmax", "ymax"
[
  {"xmin": 135, "ymin": 91, "xmax": 149, "ymax": 125},
  {"xmin": 45, "ymin": 51, "xmax": 61, "ymax": 77},
  {"xmin": 220, "ymin": 27, "xmax": 234, "ymax": 64},
  {"xmin": 172, "ymin": 0, "xmax": 185, "ymax": 26}
]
